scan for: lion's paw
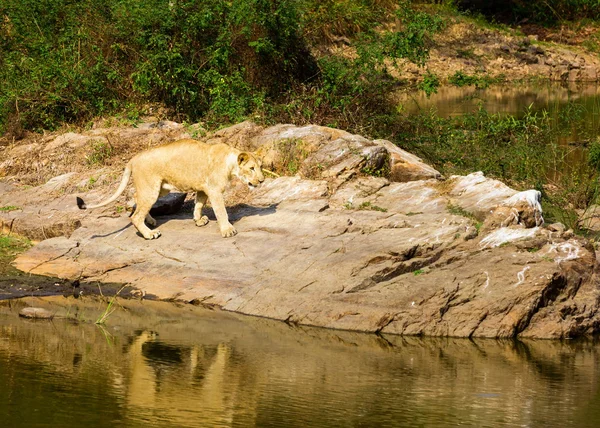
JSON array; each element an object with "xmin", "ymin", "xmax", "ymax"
[
  {"xmin": 220, "ymin": 225, "xmax": 237, "ymax": 238},
  {"xmin": 144, "ymin": 230, "xmax": 162, "ymax": 240},
  {"xmin": 195, "ymin": 216, "xmax": 209, "ymax": 227}
]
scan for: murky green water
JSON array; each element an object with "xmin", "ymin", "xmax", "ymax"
[
  {"xmin": 398, "ymin": 82, "xmax": 600, "ymax": 143},
  {"xmin": 1, "ymin": 297, "xmax": 600, "ymax": 427}
]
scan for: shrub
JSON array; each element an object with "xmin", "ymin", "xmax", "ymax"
[{"xmin": 0, "ymin": 0, "xmax": 317, "ymax": 133}]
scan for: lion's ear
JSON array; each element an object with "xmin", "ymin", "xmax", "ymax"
[{"xmin": 237, "ymin": 152, "xmax": 250, "ymax": 165}]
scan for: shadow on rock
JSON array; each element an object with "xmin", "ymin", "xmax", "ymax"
[{"xmin": 228, "ymin": 203, "xmax": 279, "ymax": 223}]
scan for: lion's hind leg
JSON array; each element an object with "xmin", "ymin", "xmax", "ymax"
[
  {"xmin": 144, "ymin": 186, "xmax": 170, "ymax": 227},
  {"xmin": 131, "ymin": 182, "xmax": 163, "ymax": 240},
  {"xmin": 145, "ymin": 213, "xmax": 157, "ymax": 227}
]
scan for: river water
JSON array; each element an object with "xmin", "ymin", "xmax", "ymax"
[
  {"xmin": 398, "ymin": 81, "xmax": 600, "ymax": 146},
  {"xmin": 399, "ymin": 82, "xmax": 600, "ymax": 122},
  {"xmin": 1, "ymin": 296, "xmax": 600, "ymax": 427}
]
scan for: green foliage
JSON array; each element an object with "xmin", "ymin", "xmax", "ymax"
[
  {"xmin": 0, "ymin": 234, "xmax": 32, "ymax": 262},
  {"xmin": 448, "ymin": 71, "xmax": 503, "ymax": 89},
  {"xmin": 0, "ymin": 0, "xmax": 316, "ymax": 132},
  {"xmin": 0, "ymin": 0, "xmax": 448, "ymax": 134},
  {"xmin": 447, "ymin": 203, "xmax": 475, "ymax": 218},
  {"xmin": 389, "ymin": 99, "xmax": 600, "ymax": 231},
  {"xmin": 319, "ymin": 1, "xmax": 444, "ymax": 98},
  {"xmin": 358, "ymin": 201, "xmax": 388, "ymax": 212},
  {"xmin": 418, "ymin": 70, "xmax": 440, "ymax": 97},
  {"xmin": 588, "ymin": 139, "xmax": 600, "ymax": 171},
  {"xmin": 400, "ymin": 106, "xmax": 555, "ymax": 186},
  {"xmin": 86, "ymin": 141, "xmax": 113, "ymax": 165},
  {"xmin": 301, "ymin": 0, "xmax": 394, "ymax": 44},
  {"xmin": 0, "ymin": 205, "xmax": 20, "ymax": 212},
  {"xmin": 95, "ymin": 284, "xmax": 129, "ymax": 324},
  {"xmin": 343, "ymin": 201, "xmax": 388, "ymax": 212}
]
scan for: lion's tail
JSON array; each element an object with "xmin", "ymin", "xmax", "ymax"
[{"xmin": 77, "ymin": 162, "xmax": 132, "ymax": 210}]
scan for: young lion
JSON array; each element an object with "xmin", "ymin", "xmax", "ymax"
[{"xmin": 76, "ymin": 139, "xmax": 264, "ymax": 239}]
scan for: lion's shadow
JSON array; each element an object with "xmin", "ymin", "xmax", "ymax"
[
  {"xmin": 91, "ymin": 203, "xmax": 278, "ymax": 239},
  {"xmin": 162, "ymin": 202, "xmax": 278, "ymax": 224}
]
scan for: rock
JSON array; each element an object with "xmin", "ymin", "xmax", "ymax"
[
  {"xmin": 19, "ymin": 307, "xmax": 54, "ymax": 319},
  {"xmin": 373, "ymin": 140, "xmax": 442, "ymax": 182},
  {"xmin": 0, "ymin": 181, "xmax": 16, "ymax": 193},
  {"xmin": 301, "ymin": 136, "xmax": 388, "ymax": 182},
  {"xmin": 149, "ymin": 192, "xmax": 187, "ymax": 216},
  {"xmin": 547, "ymin": 222, "xmax": 566, "ymax": 233},
  {"xmin": 517, "ymin": 52, "xmax": 539, "ymax": 65},
  {"xmin": 577, "ymin": 205, "xmax": 600, "ymax": 232},
  {"xmin": 445, "ymin": 172, "xmax": 517, "ymax": 220},
  {"xmin": 45, "ymin": 133, "xmax": 106, "ymax": 153},
  {"xmin": 42, "ymin": 172, "xmax": 77, "ymax": 192},
  {"xmin": 136, "ymin": 120, "xmax": 184, "ymax": 130},
  {"xmin": 7, "ymin": 122, "xmax": 600, "ymax": 339},
  {"xmin": 527, "ymin": 45, "xmax": 544, "ymax": 56},
  {"xmin": 579, "ymin": 65, "xmax": 598, "ymax": 81},
  {"xmin": 208, "ymin": 123, "xmax": 441, "ymax": 184},
  {"xmin": 9, "ymin": 143, "xmax": 40, "ymax": 157}
]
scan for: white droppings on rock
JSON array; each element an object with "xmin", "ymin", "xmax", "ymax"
[
  {"xmin": 545, "ymin": 241, "xmax": 582, "ymax": 264},
  {"xmin": 503, "ymin": 189, "xmax": 544, "ymax": 226},
  {"xmin": 513, "ymin": 266, "xmax": 530, "ymax": 287},
  {"xmin": 479, "ymin": 227, "xmax": 540, "ymax": 248}
]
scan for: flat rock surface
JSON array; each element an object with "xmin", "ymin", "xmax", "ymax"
[{"xmin": 4, "ymin": 122, "xmax": 600, "ymax": 338}]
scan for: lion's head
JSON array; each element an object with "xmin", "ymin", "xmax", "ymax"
[{"xmin": 235, "ymin": 152, "xmax": 265, "ymax": 188}]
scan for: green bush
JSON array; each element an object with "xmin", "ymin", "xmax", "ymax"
[
  {"xmin": 588, "ymin": 139, "xmax": 600, "ymax": 170},
  {"xmin": 448, "ymin": 70, "xmax": 503, "ymax": 89},
  {"xmin": 0, "ymin": 0, "xmax": 317, "ymax": 132},
  {"xmin": 0, "ymin": 0, "xmax": 448, "ymax": 134}
]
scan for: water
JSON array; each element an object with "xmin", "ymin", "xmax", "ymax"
[
  {"xmin": 399, "ymin": 81, "xmax": 600, "ymax": 118},
  {"xmin": 1, "ymin": 296, "xmax": 600, "ymax": 427},
  {"xmin": 398, "ymin": 81, "xmax": 600, "ymax": 143}
]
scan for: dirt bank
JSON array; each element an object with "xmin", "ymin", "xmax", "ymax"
[{"xmin": 394, "ymin": 17, "xmax": 600, "ymax": 83}]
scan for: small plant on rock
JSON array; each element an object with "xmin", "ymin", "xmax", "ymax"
[
  {"xmin": 0, "ymin": 205, "xmax": 20, "ymax": 212},
  {"xmin": 86, "ymin": 141, "xmax": 114, "ymax": 166}
]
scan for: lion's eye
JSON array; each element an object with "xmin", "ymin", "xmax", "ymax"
[{"xmin": 250, "ymin": 167, "xmax": 255, "ymax": 171}]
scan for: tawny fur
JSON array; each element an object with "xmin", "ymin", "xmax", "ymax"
[{"xmin": 77, "ymin": 139, "xmax": 264, "ymax": 239}]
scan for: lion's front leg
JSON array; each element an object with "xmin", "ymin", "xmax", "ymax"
[
  {"xmin": 206, "ymin": 191, "xmax": 236, "ymax": 238},
  {"xmin": 194, "ymin": 191, "xmax": 209, "ymax": 227}
]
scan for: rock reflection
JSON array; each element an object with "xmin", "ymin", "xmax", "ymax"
[{"xmin": 0, "ymin": 296, "xmax": 599, "ymax": 427}]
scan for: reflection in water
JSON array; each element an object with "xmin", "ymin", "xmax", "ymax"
[
  {"xmin": 397, "ymin": 82, "xmax": 600, "ymax": 122},
  {"xmin": 0, "ymin": 296, "xmax": 600, "ymax": 427}
]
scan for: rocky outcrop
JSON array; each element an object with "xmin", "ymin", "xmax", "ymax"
[{"xmin": 3, "ymin": 122, "xmax": 600, "ymax": 339}]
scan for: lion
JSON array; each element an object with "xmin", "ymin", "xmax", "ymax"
[{"xmin": 76, "ymin": 139, "xmax": 265, "ymax": 239}]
